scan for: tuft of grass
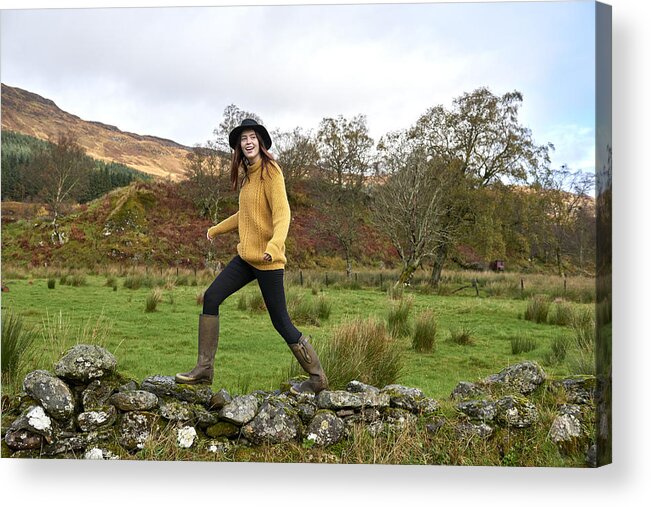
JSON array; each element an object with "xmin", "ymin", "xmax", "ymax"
[
  {"xmin": 248, "ymin": 292, "xmax": 267, "ymax": 313},
  {"xmin": 412, "ymin": 310, "xmax": 437, "ymax": 353},
  {"xmin": 548, "ymin": 300, "xmax": 574, "ymax": 326},
  {"xmin": 145, "ymin": 288, "xmax": 164, "ymax": 313},
  {"xmin": 237, "ymin": 293, "xmax": 248, "ymax": 311},
  {"xmin": 60, "ymin": 272, "xmax": 87, "ymax": 287},
  {"xmin": 285, "ymin": 318, "xmax": 403, "ymax": 390},
  {"xmin": 571, "ymin": 307, "xmax": 595, "ymax": 351},
  {"xmin": 510, "ymin": 335, "xmax": 537, "ymax": 355},
  {"xmin": 105, "ymin": 275, "xmax": 117, "ymax": 288},
  {"xmin": 449, "ymin": 327, "xmax": 475, "ymax": 346},
  {"xmin": 47, "ymin": 278, "xmax": 56, "ymax": 289},
  {"xmin": 544, "ymin": 334, "xmax": 571, "ymax": 366},
  {"xmin": 386, "ymin": 295, "xmax": 414, "ymax": 338},
  {"xmin": 523, "ymin": 296, "xmax": 550, "ymax": 324},
  {"xmin": 1, "ymin": 312, "xmax": 38, "ymax": 392}
]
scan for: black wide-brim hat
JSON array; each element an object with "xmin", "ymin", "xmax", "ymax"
[{"xmin": 228, "ymin": 118, "xmax": 272, "ymax": 150}]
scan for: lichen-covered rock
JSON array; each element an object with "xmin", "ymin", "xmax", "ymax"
[
  {"xmin": 159, "ymin": 400, "xmax": 193, "ymax": 422},
  {"xmin": 553, "ymin": 377, "xmax": 595, "ymax": 405},
  {"xmin": 456, "ymin": 421, "xmax": 494, "ymax": 439},
  {"xmin": 118, "ymin": 411, "xmax": 158, "ymax": 451},
  {"xmin": 456, "ymin": 400, "xmax": 497, "ymax": 422},
  {"xmin": 586, "ymin": 444, "xmax": 597, "ymax": 467},
  {"xmin": 42, "ymin": 429, "xmax": 113, "ymax": 456},
  {"xmin": 55, "ymin": 345, "xmax": 117, "ymax": 384},
  {"xmin": 425, "ymin": 417, "xmax": 446, "ymax": 435},
  {"xmin": 296, "ymin": 402, "xmax": 318, "ymax": 424},
  {"xmin": 381, "ymin": 384, "xmax": 425, "ymax": 412},
  {"xmin": 207, "ymin": 440, "xmax": 234, "ymax": 454},
  {"xmin": 495, "ymin": 396, "xmax": 539, "ymax": 428},
  {"xmin": 177, "ymin": 426, "xmax": 197, "ymax": 448},
  {"xmin": 5, "ymin": 429, "xmax": 43, "ymax": 450},
  {"xmin": 450, "ymin": 381, "xmax": 484, "ymax": 400},
  {"xmin": 416, "ymin": 398, "xmax": 440, "ymax": 415},
  {"xmin": 7, "ymin": 405, "xmax": 55, "ymax": 443},
  {"xmin": 481, "ymin": 361, "xmax": 545, "ymax": 395},
  {"xmin": 78, "ymin": 405, "xmax": 117, "ymax": 432},
  {"xmin": 382, "ymin": 408, "xmax": 418, "ymax": 429},
  {"xmin": 118, "ymin": 380, "xmax": 139, "ymax": 392},
  {"xmin": 193, "ymin": 405, "xmax": 222, "ymax": 428},
  {"xmin": 316, "ymin": 390, "xmax": 364, "ymax": 410},
  {"xmin": 549, "ymin": 404, "xmax": 585, "ymax": 450},
  {"xmin": 346, "ymin": 380, "xmax": 380, "ymax": 394},
  {"xmin": 109, "ymin": 390, "xmax": 159, "ymax": 411},
  {"xmin": 23, "ymin": 370, "xmax": 75, "ymax": 421},
  {"xmin": 82, "ymin": 379, "xmax": 120, "ymax": 411},
  {"xmin": 219, "ymin": 395, "xmax": 259, "ymax": 425},
  {"xmin": 241, "ymin": 399, "xmax": 302, "ymax": 445},
  {"xmin": 209, "ymin": 388, "xmax": 232, "ymax": 410},
  {"xmin": 140, "ymin": 375, "xmax": 212, "ymax": 405},
  {"xmin": 206, "ymin": 421, "xmax": 240, "ymax": 438},
  {"xmin": 305, "ymin": 410, "xmax": 345, "ymax": 447},
  {"xmin": 84, "ymin": 447, "xmax": 120, "ymax": 460}
]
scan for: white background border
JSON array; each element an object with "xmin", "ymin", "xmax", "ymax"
[{"xmin": 1, "ymin": 0, "xmax": 648, "ymax": 505}]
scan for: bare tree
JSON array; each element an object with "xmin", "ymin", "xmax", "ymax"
[
  {"xmin": 183, "ymin": 144, "xmax": 222, "ymax": 221},
  {"xmin": 372, "ymin": 130, "xmax": 450, "ymax": 285},
  {"xmin": 36, "ymin": 132, "xmax": 89, "ymax": 244},
  {"xmin": 271, "ymin": 127, "xmax": 319, "ymax": 190},
  {"xmin": 211, "ymin": 104, "xmax": 264, "ymax": 174}
]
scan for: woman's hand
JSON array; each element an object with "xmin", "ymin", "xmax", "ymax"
[
  {"xmin": 263, "ymin": 253, "xmax": 272, "ymax": 262},
  {"xmin": 207, "ymin": 230, "xmax": 214, "ymax": 242}
]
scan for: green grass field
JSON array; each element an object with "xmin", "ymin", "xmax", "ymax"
[{"xmin": 1, "ymin": 272, "xmax": 593, "ymax": 399}]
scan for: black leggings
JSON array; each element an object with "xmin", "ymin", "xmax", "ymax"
[{"xmin": 202, "ymin": 255, "xmax": 302, "ymax": 345}]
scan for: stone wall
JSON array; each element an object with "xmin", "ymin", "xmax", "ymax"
[{"xmin": 1, "ymin": 344, "xmax": 597, "ymax": 465}]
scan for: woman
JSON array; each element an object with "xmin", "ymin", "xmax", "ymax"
[{"xmin": 175, "ymin": 118, "xmax": 328, "ymax": 395}]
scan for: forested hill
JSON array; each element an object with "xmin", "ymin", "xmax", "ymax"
[{"xmin": 1, "ymin": 83, "xmax": 192, "ymax": 180}]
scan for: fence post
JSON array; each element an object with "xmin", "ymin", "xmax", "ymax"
[
  {"xmin": 521, "ymin": 278, "xmax": 524, "ymax": 296},
  {"xmin": 300, "ymin": 270, "xmax": 303, "ymax": 286},
  {"xmin": 564, "ymin": 277, "xmax": 567, "ymax": 294},
  {"xmin": 325, "ymin": 273, "xmax": 329, "ymax": 287}
]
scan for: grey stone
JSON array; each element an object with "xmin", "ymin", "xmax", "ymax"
[
  {"xmin": 381, "ymin": 384, "xmax": 425, "ymax": 412},
  {"xmin": 140, "ymin": 375, "xmax": 212, "ymax": 405},
  {"xmin": 382, "ymin": 408, "xmax": 418, "ymax": 429},
  {"xmin": 54, "ymin": 345, "xmax": 117, "ymax": 383},
  {"xmin": 82, "ymin": 379, "xmax": 120, "ymax": 411},
  {"xmin": 346, "ymin": 380, "xmax": 380, "ymax": 394},
  {"xmin": 495, "ymin": 396, "xmax": 539, "ymax": 428},
  {"xmin": 193, "ymin": 404, "xmax": 221, "ymax": 428},
  {"xmin": 305, "ymin": 410, "xmax": 345, "ymax": 447},
  {"xmin": 84, "ymin": 447, "xmax": 120, "ymax": 460},
  {"xmin": 78, "ymin": 405, "xmax": 117, "ymax": 432},
  {"xmin": 4, "ymin": 429, "xmax": 43, "ymax": 451},
  {"xmin": 549, "ymin": 406, "xmax": 584, "ymax": 448},
  {"xmin": 316, "ymin": 390, "xmax": 364, "ymax": 410},
  {"xmin": 159, "ymin": 400, "xmax": 193, "ymax": 421},
  {"xmin": 209, "ymin": 388, "xmax": 232, "ymax": 410},
  {"xmin": 118, "ymin": 380, "xmax": 139, "ymax": 392},
  {"xmin": 416, "ymin": 398, "xmax": 440, "ymax": 415},
  {"xmin": 456, "ymin": 421, "xmax": 494, "ymax": 439},
  {"xmin": 553, "ymin": 377, "xmax": 595, "ymax": 405},
  {"xmin": 23, "ymin": 370, "xmax": 75, "ymax": 421},
  {"xmin": 296, "ymin": 402, "xmax": 317, "ymax": 424},
  {"xmin": 219, "ymin": 394, "xmax": 259, "ymax": 425},
  {"xmin": 425, "ymin": 417, "xmax": 446, "ymax": 435},
  {"xmin": 450, "ymin": 381, "xmax": 484, "ymax": 400},
  {"xmin": 241, "ymin": 399, "xmax": 302, "ymax": 445},
  {"xmin": 456, "ymin": 399, "xmax": 497, "ymax": 422},
  {"xmin": 42, "ymin": 429, "xmax": 113, "ymax": 456},
  {"xmin": 481, "ymin": 361, "xmax": 545, "ymax": 395},
  {"xmin": 586, "ymin": 444, "xmax": 597, "ymax": 467},
  {"xmin": 7, "ymin": 405, "xmax": 55, "ymax": 443},
  {"xmin": 118, "ymin": 411, "xmax": 158, "ymax": 451},
  {"xmin": 109, "ymin": 390, "xmax": 159, "ymax": 411}
]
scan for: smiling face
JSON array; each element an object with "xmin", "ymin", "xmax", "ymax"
[{"xmin": 240, "ymin": 129, "xmax": 261, "ymax": 164}]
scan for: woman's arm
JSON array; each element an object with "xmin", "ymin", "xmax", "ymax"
[
  {"xmin": 263, "ymin": 163, "xmax": 291, "ymax": 260},
  {"xmin": 207, "ymin": 211, "xmax": 239, "ymax": 240}
]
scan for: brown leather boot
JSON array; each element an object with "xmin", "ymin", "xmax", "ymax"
[
  {"xmin": 288, "ymin": 335, "xmax": 328, "ymax": 394},
  {"xmin": 175, "ymin": 314, "xmax": 219, "ymax": 385}
]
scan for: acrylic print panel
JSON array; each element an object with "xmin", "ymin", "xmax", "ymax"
[{"xmin": 0, "ymin": 0, "xmax": 611, "ymax": 467}]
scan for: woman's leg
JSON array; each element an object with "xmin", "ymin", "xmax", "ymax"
[
  {"xmin": 176, "ymin": 256, "xmax": 255, "ymax": 385},
  {"xmin": 255, "ymin": 268, "xmax": 301, "ymax": 344},
  {"xmin": 203, "ymin": 255, "xmax": 256, "ymax": 315}
]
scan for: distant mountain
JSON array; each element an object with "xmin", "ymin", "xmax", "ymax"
[{"xmin": 1, "ymin": 83, "xmax": 193, "ymax": 180}]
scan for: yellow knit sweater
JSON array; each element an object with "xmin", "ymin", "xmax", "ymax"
[{"xmin": 207, "ymin": 159, "xmax": 291, "ymax": 270}]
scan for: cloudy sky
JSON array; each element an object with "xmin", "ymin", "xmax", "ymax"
[{"xmin": 1, "ymin": 0, "xmax": 596, "ymax": 173}]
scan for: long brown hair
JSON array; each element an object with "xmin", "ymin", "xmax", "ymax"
[{"xmin": 229, "ymin": 131, "xmax": 275, "ymax": 191}]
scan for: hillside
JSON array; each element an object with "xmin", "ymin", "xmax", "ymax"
[{"xmin": 1, "ymin": 83, "xmax": 192, "ymax": 180}]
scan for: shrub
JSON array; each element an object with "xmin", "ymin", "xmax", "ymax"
[
  {"xmin": 449, "ymin": 327, "xmax": 475, "ymax": 346},
  {"xmin": 412, "ymin": 310, "xmax": 437, "ymax": 353},
  {"xmin": 145, "ymin": 288, "xmax": 163, "ymax": 313},
  {"xmin": 285, "ymin": 318, "xmax": 403, "ymax": 390},
  {"xmin": 523, "ymin": 296, "xmax": 550, "ymax": 324},
  {"xmin": 315, "ymin": 295, "xmax": 332, "ymax": 321},
  {"xmin": 386, "ymin": 295, "xmax": 414, "ymax": 338},
  {"xmin": 510, "ymin": 335, "xmax": 537, "ymax": 355},
  {"xmin": 47, "ymin": 278, "xmax": 56, "ymax": 289},
  {"xmin": 1, "ymin": 312, "xmax": 38, "ymax": 390}
]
